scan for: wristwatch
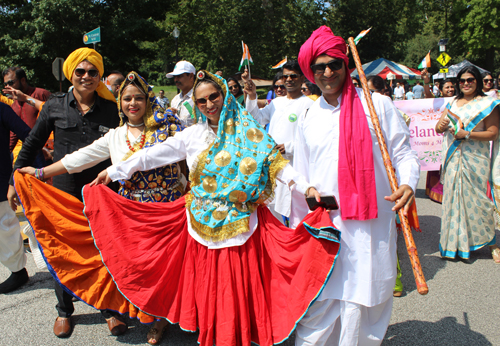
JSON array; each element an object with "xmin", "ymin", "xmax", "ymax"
[{"xmin": 464, "ymin": 131, "xmax": 471, "ymax": 140}]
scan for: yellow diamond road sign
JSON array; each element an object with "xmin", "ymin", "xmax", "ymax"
[{"xmin": 437, "ymin": 52, "xmax": 451, "ymax": 66}]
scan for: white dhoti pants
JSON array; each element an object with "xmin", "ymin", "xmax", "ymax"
[
  {"xmin": 0, "ymin": 201, "xmax": 26, "ymax": 272},
  {"xmin": 295, "ymin": 298, "xmax": 393, "ymax": 346}
]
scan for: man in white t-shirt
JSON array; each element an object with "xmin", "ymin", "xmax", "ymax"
[
  {"xmin": 393, "ymin": 82, "xmax": 405, "ymax": 100},
  {"xmin": 167, "ymin": 61, "xmax": 196, "ymax": 127},
  {"xmin": 156, "ymin": 90, "xmax": 170, "ymax": 108},
  {"xmin": 242, "ymin": 60, "xmax": 314, "ymax": 222}
]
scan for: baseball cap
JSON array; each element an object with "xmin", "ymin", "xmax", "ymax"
[{"xmin": 166, "ymin": 61, "xmax": 196, "ymax": 78}]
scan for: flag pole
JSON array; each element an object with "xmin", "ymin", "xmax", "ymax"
[{"xmin": 348, "ymin": 36, "xmax": 429, "ymax": 295}]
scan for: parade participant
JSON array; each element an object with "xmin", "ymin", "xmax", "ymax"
[
  {"xmin": 106, "ymin": 70, "xmax": 125, "ymax": 99},
  {"xmin": 421, "ymin": 69, "xmax": 456, "ymax": 204},
  {"xmin": 2, "ymin": 67, "xmax": 51, "ymax": 152},
  {"xmin": 16, "ymin": 71, "xmax": 185, "ymax": 344},
  {"xmin": 301, "ymin": 81, "xmax": 321, "ymax": 101},
  {"xmin": 24, "ymin": 70, "xmax": 340, "ymax": 346},
  {"xmin": 226, "ymin": 77, "xmax": 245, "ymax": 106},
  {"xmin": 0, "ymin": 103, "xmax": 31, "ymax": 294},
  {"xmin": 243, "ymin": 60, "xmax": 314, "ymax": 223},
  {"xmin": 482, "ymin": 72, "xmax": 498, "ymax": 98},
  {"xmin": 167, "ymin": 60, "xmax": 196, "ymax": 127},
  {"xmin": 435, "ymin": 65, "xmax": 500, "ymax": 262},
  {"xmin": 9, "ymin": 47, "xmax": 124, "ymax": 339},
  {"xmin": 156, "ymin": 89, "xmax": 170, "ymax": 108},
  {"xmin": 267, "ymin": 71, "xmax": 287, "ymax": 101},
  {"xmin": 294, "ymin": 26, "xmax": 419, "ymax": 345}
]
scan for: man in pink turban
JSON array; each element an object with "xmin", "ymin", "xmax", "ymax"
[{"xmin": 292, "ymin": 26, "xmax": 419, "ymax": 345}]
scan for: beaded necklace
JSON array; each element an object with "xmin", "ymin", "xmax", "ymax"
[{"xmin": 126, "ymin": 125, "xmax": 146, "ymax": 152}]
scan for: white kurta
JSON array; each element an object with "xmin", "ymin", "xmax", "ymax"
[
  {"xmin": 107, "ymin": 121, "xmax": 294, "ymax": 250},
  {"xmin": 246, "ymin": 95, "xmax": 314, "ymax": 217},
  {"xmin": 292, "ymin": 90, "xmax": 420, "ymax": 307}
]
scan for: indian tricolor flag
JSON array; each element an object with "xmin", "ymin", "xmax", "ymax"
[
  {"xmin": 239, "ymin": 41, "xmax": 254, "ymax": 71},
  {"xmin": 446, "ymin": 103, "xmax": 463, "ymax": 135},
  {"xmin": 418, "ymin": 51, "xmax": 431, "ymax": 69},
  {"xmin": 272, "ymin": 57, "xmax": 287, "ymax": 69},
  {"xmin": 353, "ymin": 27, "xmax": 372, "ymax": 45}
]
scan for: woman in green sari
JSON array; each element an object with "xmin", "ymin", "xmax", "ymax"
[{"xmin": 436, "ymin": 65, "xmax": 500, "ymax": 262}]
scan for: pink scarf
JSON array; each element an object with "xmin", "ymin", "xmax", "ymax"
[{"xmin": 298, "ymin": 26, "xmax": 378, "ymax": 221}]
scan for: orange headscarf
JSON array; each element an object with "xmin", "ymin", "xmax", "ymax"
[{"xmin": 63, "ymin": 48, "xmax": 116, "ymax": 103}]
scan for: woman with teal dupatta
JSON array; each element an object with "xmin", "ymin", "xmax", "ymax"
[
  {"xmin": 68, "ymin": 70, "xmax": 341, "ymax": 346},
  {"xmin": 436, "ymin": 65, "xmax": 500, "ymax": 262}
]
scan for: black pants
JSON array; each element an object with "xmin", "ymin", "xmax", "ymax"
[{"xmin": 54, "ymin": 280, "xmax": 115, "ymax": 319}]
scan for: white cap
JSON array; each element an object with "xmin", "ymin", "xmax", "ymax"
[{"xmin": 166, "ymin": 61, "xmax": 196, "ymax": 78}]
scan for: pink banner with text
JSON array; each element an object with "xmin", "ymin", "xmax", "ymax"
[{"xmin": 394, "ymin": 98, "xmax": 452, "ymax": 171}]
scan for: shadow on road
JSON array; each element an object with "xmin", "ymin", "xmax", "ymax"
[
  {"xmin": 383, "ymin": 314, "xmax": 492, "ymax": 346},
  {"xmin": 397, "ymin": 214, "xmax": 446, "ymax": 295}
]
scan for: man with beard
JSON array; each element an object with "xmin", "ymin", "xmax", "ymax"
[
  {"xmin": 167, "ymin": 61, "xmax": 196, "ymax": 127},
  {"xmin": 243, "ymin": 60, "xmax": 314, "ymax": 223}
]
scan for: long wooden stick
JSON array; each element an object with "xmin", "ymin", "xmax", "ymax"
[{"xmin": 348, "ymin": 37, "xmax": 428, "ymax": 295}]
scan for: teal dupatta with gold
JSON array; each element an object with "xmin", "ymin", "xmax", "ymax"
[{"xmin": 186, "ymin": 71, "xmax": 288, "ymax": 242}]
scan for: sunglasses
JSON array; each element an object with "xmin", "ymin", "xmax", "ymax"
[
  {"xmin": 353, "ymin": 83, "xmax": 359, "ymax": 87},
  {"xmin": 459, "ymin": 77, "xmax": 476, "ymax": 84},
  {"xmin": 4, "ymin": 79, "xmax": 17, "ymax": 87},
  {"xmin": 74, "ymin": 68, "xmax": 99, "ymax": 78},
  {"xmin": 282, "ymin": 73, "xmax": 299, "ymax": 80},
  {"xmin": 310, "ymin": 60, "xmax": 343, "ymax": 75},
  {"xmin": 228, "ymin": 85, "xmax": 240, "ymax": 91},
  {"xmin": 195, "ymin": 91, "xmax": 221, "ymax": 105},
  {"xmin": 483, "ymin": 78, "xmax": 493, "ymax": 84},
  {"xmin": 301, "ymin": 87, "xmax": 309, "ymax": 92},
  {"xmin": 274, "ymin": 84, "xmax": 286, "ymax": 90}
]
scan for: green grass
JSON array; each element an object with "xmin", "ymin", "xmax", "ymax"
[{"xmin": 151, "ymin": 85, "xmax": 178, "ymax": 103}]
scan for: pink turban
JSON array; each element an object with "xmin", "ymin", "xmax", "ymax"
[{"xmin": 298, "ymin": 26, "xmax": 378, "ymax": 221}]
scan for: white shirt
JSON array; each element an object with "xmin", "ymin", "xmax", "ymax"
[
  {"xmin": 61, "ymin": 125, "xmax": 185, "ymax": 188},
  {"xmin": 246, "ymin": 95, "xmax": 314, "ymax": 216},
  {"xmin": 292, "ymin": 91, "xmax": 420, "ymax": 307},
  {"xmin": 171, "ymin": 89, "xmax": 195, "ymax": 128},
  {"xmin": 107, "ymin": 122, "xmax": 295, "ymax": 249},
  {"xmin": 394, "ymin": 85, "xmax": 405, "ymax": 99}
]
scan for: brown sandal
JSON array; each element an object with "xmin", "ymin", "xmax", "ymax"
[{"xmin": 147, "ymin": 320, "xmax": 168, "ymax": 345}]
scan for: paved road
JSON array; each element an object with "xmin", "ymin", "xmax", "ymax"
[{"xmin": 1, "ymin": 171, "xmax": 499, "ymax": 345}]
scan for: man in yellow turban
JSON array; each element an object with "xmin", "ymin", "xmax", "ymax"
[{"xmin": 9, "ymin": 47, "xmax": 126, "ymax": 338}]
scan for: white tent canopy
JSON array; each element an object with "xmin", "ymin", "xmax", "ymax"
[{"xmin": 432, "ymin": 59, "xmax": 490, "ymax": 80}]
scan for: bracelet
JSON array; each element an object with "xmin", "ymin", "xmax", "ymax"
[
  {"xmin": 34, "ymin": 168, "xmax": 44, "ymax": 181},
  {"xmin": 27, "ymin": 98, "xmax": 35, "ymax": 107}
]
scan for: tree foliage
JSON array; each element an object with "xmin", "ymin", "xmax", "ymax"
[{"xmin": 0, "ymin": 0, "xmax": 498, "ymax": 92}]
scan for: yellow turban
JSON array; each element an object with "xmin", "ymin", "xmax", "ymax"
[{"xmin": 63, "ymin": 48, "xmax": 116, "ymax": 103}]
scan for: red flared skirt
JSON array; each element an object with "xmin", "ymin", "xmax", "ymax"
[{"xmin": 15, "ymin": 172, "xmax": 340, "ymax": 346}]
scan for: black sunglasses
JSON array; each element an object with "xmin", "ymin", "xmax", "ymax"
[
  {"xmin": 74, "ymin": 68, "xmax": 99, "ymax": 78},
  {"xmin": 353, "ymin": 82, "xmax": 359, "ymax": 87},
  {"xmin": 274, "ymin": 84, "xmax": 286, "ymax": 90},
  {"xmin": 228, "ymin": 85, "xmax": 240, "ymax": 91},
  {"xmin": 195, "ymin": 91, "xmax": 221, "ymax": 105},
  {"xmin": 282, "ymin": 73, "xmax": 299, "ymax": 80},
  {"xmin": 459, "ymin": 77, "xmax": 476, "ymax": 84},
  {"xmin": 483, "ymin": 78, "xmax": 493, "ymax": 84},
  {"xmin": 310, "ymin": 60, "xmax": 343, "ymax": 75},
  {"xmin": 301, "ymin": 87, "xmax": 308, "ymax": 91},
  {"xmin": 4, "ymin": 79, "xmax": 17, "ymax": 87}
]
